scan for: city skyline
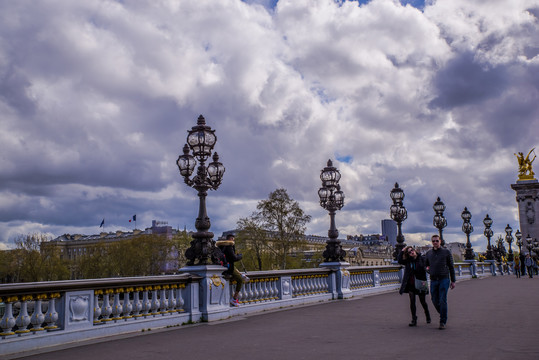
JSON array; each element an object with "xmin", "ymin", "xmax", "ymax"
[{"xmin": 1, "ymin": 0, "xmax": 538, "ymax": 252}]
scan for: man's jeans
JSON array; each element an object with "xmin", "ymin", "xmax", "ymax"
[{"xmin": 430, "ymin": 278, "xmax": 450, "ymax": 324}]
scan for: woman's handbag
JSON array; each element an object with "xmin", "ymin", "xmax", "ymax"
[{"xmin": 414, "ymin": 279, "xmax": 429, "ymax": 293}]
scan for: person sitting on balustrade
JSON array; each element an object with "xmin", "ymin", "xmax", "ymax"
[{"xmin": 216, "ymin": 234, "xmax": 245, "ymax": 307}]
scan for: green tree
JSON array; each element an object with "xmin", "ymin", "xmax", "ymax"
[
  {"xmin": 72, "ymin": 242, "xmax": 110, "ymax": 279},
  {"xmin": 238, "ymin": 188, "xmax": 311, "ymax": 270},
  {"xmin": 0, "ymin": 249, "xmax": 17, "ymax": 283},
  {"xmin": 13, "ymin": 233, "xmax": 69, "ymax": 282},
  {"xmin": 236, "ymin": 215, "xmax": 271, "ymax": 271}
]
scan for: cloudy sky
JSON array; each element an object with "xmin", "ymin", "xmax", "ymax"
[{"xmin": 1, "ymin": 0, "xmax": 538, "ymax": 252}]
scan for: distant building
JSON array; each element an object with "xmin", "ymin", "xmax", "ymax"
[
  {"xmin": 225, "ymin": 229, "xmax": 392, "ymax": 267},
  {"xmin": 49, "ymin": 220, "xmax": 182, "ymax": 276},
  {"xmin": 381, "ymin": 219, "xmax": 397, "ymax": 247}
]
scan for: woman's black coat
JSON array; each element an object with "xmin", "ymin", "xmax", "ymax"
[{"xmin": 398, "ymin": 250, "xmax": 428, "ymax": 295}]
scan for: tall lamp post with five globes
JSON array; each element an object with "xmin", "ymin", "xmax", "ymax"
[
  {"xmin": 483, "ymin": 214, "xmax": 494, "ymax": 260},
  {"xmin": 389, "ymin": 183, "xmax": 407, "ymax": 260},
  {"xmin": 505, "ymin": 224, "xmax": 514, "ymax": 262},
  {"xmin": 461, "ymin": 207, "xmax": 474, "ymax": 260},
  {"xmin": 433, "ymin": 197, "xmax": 448, "ymax": 247},
  {"xmin": 318, "ymin": 159, "xmax": 346, "ymax": 262},
  {"xmin": 177, "ymin": 115, "xmax": 225, "ymax": 266}
]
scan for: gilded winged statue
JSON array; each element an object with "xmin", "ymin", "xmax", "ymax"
[{"xmin": 514, "ymin": 148, "xmax": 536, "ymax": 180}]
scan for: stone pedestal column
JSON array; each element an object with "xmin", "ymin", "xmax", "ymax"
[
  {"xmin": 179, "ymin": 265, "xmax": 230, "ymax": 321},
  {"xmin": 511, "ymin": 180, "xmax": 539, "ymax": 254},
  {"xmin": 319, "ymin": 262, "xmax": 351, "ymax": 299},
  {"xmin": 464, "ymin": 259, "xmax": 477, "ymax": 277}
]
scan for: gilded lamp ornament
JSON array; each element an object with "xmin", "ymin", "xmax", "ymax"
[{"xmin": 514, "ymin": 148, "xmax": 536, "ymax": 181}]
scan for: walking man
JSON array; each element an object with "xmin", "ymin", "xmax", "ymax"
[
  {"xmin": 524, "ymin": 254, "xmax": 534, "ymax": 278},
  {"xmin": 425, "ymin": 234, "xmax": 456, "ymax": 330}
]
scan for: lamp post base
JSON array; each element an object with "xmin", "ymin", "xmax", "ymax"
[
  {"xmin": 319, "ymin": 261, "xmax": 351, "ymax": 299},
  {"xmin": 323, "ymin": 241, "xmax": 346, "ymax": 263},
  {"xmin": 179, "ymin": 265, "xmax": 230, "ymax": 322}
]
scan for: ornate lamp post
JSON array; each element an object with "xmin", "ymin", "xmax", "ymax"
[
  {"xmin": 461, "ymin": 207, "xmax": 474, "ymax": 260},
  {"xmin": 504, "ymin": 224, "xmax": 514, "ymax": 262},
  {"xmin": 318, "ymin": 159, "xmax": 346, "ymax": 262},
  {"xmin": 177, "ymin": 115, "xmax": 225, "ymax": 266},
  {"xmin": 433, "ymin": 197, "xmax": 447, "ymax": 246},
  {"xmin": 515, "ymin": 230, "xmax": 525, "ymax": 275},
  {"xmin": 390, "ymin": 183, "xmax": 407, "ymax": 260},
  {"xmin": 483, "ymin": 214, "xmax": 494, "ymax": 260},
  {"xmin": 515, "ymin": 230, "xmax": 522, "ymax": 253}
]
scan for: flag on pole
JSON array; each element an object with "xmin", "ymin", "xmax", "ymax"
[
  {"xmin": 129, "ymin": 215, "xmax": 136, "ymax": 222},
  {"xmin": 100, "ymin": 219, "xmax": 105, "ymax": 228}
]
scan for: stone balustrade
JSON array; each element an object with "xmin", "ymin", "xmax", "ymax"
[{"xmin": 0, "ymin": 261, "xmax": 499, "ymax": 357}]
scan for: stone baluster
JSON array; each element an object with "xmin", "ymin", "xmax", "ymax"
[
  {"xmin": 93, "ymin": 290, "xmax": 103, "ymax": 324},
  {"xmin": 150, "ymin": 286, "xmax": 161, "ymax": 316},
  {"xmin": 258, "ymin": 279, "xmax": 265, "ymax": 301},
  {"xmin": 263, "ymin": 279, "xmax": 270, "ymax": 301},
  {"xmin": 350, "ymin": 272, "xmax": 357, "ymax": 288},
  {"xmin": 167, "ymin": 285, "xmax": 177, "ymax": 313},
  {"xmin": 292, "ymin": 276, "xmax": 299, "ymax": 296},
  {"xmin": 141, "ymin": 287, "xmax": 152, "ymax": 316},
  {"xmin": 176, "ymin": 284, "xmax": 185, "ymax": 312},
  {"xmin": 100, "ymin": 289, "xmax": 113, "ymax": 322},
  {"xmin": 299, "ymin": 276, "xmax": 306, "ymax": 295},
  {"xmin": 320, "ymin": 275, "xmax": 327, "ymax": 293},
  {"xmin": 132, "ymin": 287, "xmax": 143, "ymax": 318},
  {"xmin": 44, "ymin": 293, "xmax": 60, "ymax": 330},
  {"xmin": 246, "ymin": 280, "xmax": 255, "ymax": 302},
  {"xmin": 159, "ymin": 286, "xmax": 168, "ymax": 315},
  {"xmin": 300, "ymin": 276, "xmax": 307, "ymax": 296},
  {"xmin": 111, "ymin": 288, "xmax": 123, "ymax": 321},
  {"xmin": 307, "ymin": 276, "xmax": 314, "ymax": 294},
  {"xmin": 239, "ymin": 282, "xmax": 248, "ymax": 303},
  {"xmin": 313, "ymin": 275, "xmax": 321, "ymax": 293},
  {"xmin": 122, "ymin": 288, "xmax": 133, "ymax": 319},
  {"xmin": 255, "ymin": 280, "xmax": 262, "ymax": 301},
  {"xmin": 15, "ymin": 295, "xmax": 32, "ymax": 335},
  {"xmin": 30, "ymin": 294, "xmax": 46, "ymax": 331},
  {"xmin": 0, "ymin": 296, "xmax": 17, "ymax": 337},
  {"xmin": 322, "ymin": 274, "xmax": 329, "ymax": 292},
  {"xmin": 257, "ymin": 280, "xmax": 264, "ymax": 301},
  {"xmin": 291, "ymin": 276, "xmax": 297, "ymax": 297},
  {"xmin": 236, "ymin": 282, "xmax": 244, "ymax": 304},
  {"xmin": 272, "ymin": 277, "xmax": 279, "ymax": 299}
]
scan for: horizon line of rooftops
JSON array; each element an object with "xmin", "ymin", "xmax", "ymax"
[{"xmin": 50, "ymin": 219, "xmax": 392, "ymax": 245}]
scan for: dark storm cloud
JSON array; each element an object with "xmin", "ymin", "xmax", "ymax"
[{"xmin": 430, "ymin": 52, "xmax": 509, "ymax": 109}]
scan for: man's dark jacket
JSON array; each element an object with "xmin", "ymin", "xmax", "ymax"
[{"xmin": 425, "ymin": 247, "xmax": 456, "ymax": 282}]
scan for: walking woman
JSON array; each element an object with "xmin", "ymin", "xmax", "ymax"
[{"xmin": 398, "ymin": 246, "xmax": 431, "ymax": 326}]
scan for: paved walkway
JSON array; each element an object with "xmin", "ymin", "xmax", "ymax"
[{"xmin": 12, "ymin": 275, "xmax": 539, "ymax": 360}]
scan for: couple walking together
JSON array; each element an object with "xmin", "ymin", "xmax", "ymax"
[{"xmin": 398, "ymin": 235, "xmax": 456, "ymax": 330}]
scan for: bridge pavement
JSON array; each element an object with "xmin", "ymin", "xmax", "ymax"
[{"xmin": 11, "ymin": 275, "xmax": 538, "ymax": 360}]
